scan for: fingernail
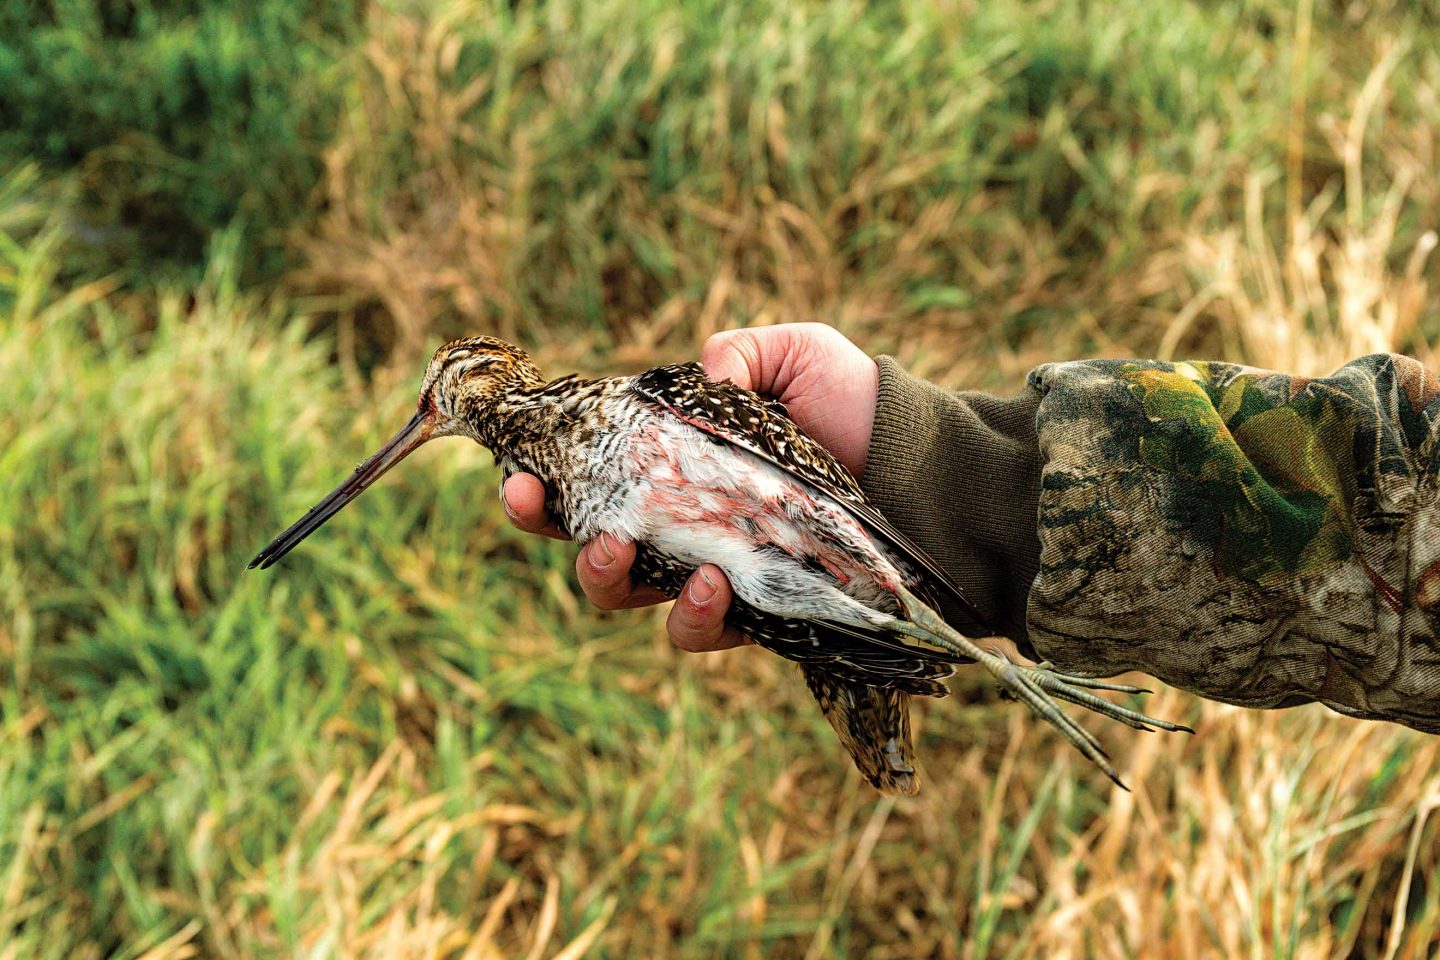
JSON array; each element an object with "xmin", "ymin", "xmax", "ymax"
[
  {"xmin": 689, "ymin": 570, "xmax": 718, "ymax": 605},
  {"xmin": 592, "ymin": 534, "xmax": 616, "ymax": 568},
  {"xmin": 502, "ymin": 495, "xmax": 519, "ymax": 520}
]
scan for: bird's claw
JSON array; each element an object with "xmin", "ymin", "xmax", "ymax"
[
  {"xmin": 1026, "ymin": 666, "xmax": 1192, "ymax": 734},
  {"xmin": 1031, "ymin": 663, "xmax": 1154, "ymax": 696},
  {"xmin": 887, "ymin": 585, "xmax": 1191, "ymax": 789},
  {"xmin": 987, "ymin": 659, "xmax": 1194, "ymax": 789}
]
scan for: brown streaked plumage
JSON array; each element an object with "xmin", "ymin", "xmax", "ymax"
[{"xmin": 251, "ymin": 336, "xmax": 1191, "ymax": 794}]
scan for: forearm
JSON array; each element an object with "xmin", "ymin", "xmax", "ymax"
[{"xmin": 862, "ymin": 353, "xmax": 1440, "ymax": 735}]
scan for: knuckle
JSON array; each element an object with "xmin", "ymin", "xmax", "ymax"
[
  {"xmin": 592, "ymin": 595, "xmax": 626, "ymax": 612},
  {"xmin": 583, "ymin": 581, "xmax": 627, "ymax": 611},
  {"xmin": 667, "ymin": 610, "xmax": 714, "ymax": 649}
]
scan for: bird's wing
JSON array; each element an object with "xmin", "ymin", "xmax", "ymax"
[
  {"xmin": 628, "ymin": 543, "xmax": 972, "ymax": 685},
  {"xmin": 630, "ymin": 362, "xmax": 985, "ymax": 627}
]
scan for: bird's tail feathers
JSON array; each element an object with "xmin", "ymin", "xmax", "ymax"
[{"xmin": 801, "ymin": 665, "xmax": 920, "ymax": 797}]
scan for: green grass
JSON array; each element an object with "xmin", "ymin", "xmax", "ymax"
[
  {"xmin": 2, "ymin": 207, "xmax": 946, "ymax": 956},
  {"xmin": 2, "ymin": 1, "xmax": 1439, "ymax": 956},
  {"xmin": 0, "ymin": 0, "xmax": 359, "ymax": 283}
]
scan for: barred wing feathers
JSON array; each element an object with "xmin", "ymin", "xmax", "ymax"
[{"xmin": 630, "ymin": 362, "xmax": 986, "ymax": 629}]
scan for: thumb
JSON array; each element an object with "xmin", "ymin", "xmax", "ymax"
[
  {"xmin": 701, "ymin": 325, "xmax": 809, "ymax": 396},
  {"xmin": 700, "ymin": 328, "xmax": 764, "ymax": 391}
]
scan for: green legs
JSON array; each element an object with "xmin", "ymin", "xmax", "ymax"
[{"xmin": 889, "ymin": 586, "xmax": 1193, "ymax": 788}]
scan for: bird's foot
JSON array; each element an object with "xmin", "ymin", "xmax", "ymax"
[
  {"xmin": 984, "ymin": 659, "xmax": 1193, "ymax": 789},
  {"xmin": 889, "ymin": 587, "xmax": 1192, "ymax": 790},
  {"xmin": 1010, "ymin": 663, "xmax": 1193, "ymax": 735}
]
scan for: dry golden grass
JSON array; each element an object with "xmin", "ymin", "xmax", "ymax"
[
  {"xmin": 295, "ymin": 0, "xmax": 1283, "ymax": 385},
  {"xmin": 1170, "ymin": 43, "xmax": 1439, "ymax": 375}
]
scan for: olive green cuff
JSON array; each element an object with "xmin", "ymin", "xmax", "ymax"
[{"xmin": 860, "ymin": 356, "xmax": 1044, "ymax": 648}]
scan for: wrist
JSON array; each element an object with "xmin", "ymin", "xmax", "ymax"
[{"xmin": 860, "ymin": 357, "xmax": 1044, "ymax": 646}]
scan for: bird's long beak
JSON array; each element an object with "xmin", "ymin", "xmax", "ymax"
[{"xmin": 249, "ymin": 410, "xmax": 435, "ymax": 570}]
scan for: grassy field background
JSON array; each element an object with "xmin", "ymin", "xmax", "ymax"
[{"xmin": 3, "ymin": 0, "xmax": 1440, "ymax": 956}]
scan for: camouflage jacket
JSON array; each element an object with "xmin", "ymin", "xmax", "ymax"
[{"xmin": 862, "ymin": 354, "xmax": 1440, "ymax": 735}]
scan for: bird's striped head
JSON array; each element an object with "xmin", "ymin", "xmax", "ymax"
[
  {"xmin": 420, "ymin": 336, "xmax": 545, "ymax": 429},
  {"xmin": 248, "ymin": 335, "xmax": 543, "ymax": 570}
]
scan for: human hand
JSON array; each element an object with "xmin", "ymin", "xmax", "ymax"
[{"xmin": 503, "ymin": 323, "xmax": 881, "ymax": 652}]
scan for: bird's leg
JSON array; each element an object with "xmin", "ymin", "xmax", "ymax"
[{"xmin": 886, "ymin": 586, "xmax": 1192, "ymax": 789}]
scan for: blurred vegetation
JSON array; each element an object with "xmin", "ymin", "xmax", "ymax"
[
  {"xmin": 1, "ymin": 0, "xmax": 1439, "ymax": 957},
  {"xmin": 6, "ymin": 0, "xmax": 1436, "ymax": 361},
  {"xmin": 0, "ymin": 0, "xmax": 359, "ymax": 282}
]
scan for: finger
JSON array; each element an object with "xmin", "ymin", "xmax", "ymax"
[
  {"xmin": 700, "ymin": 324, "xmax": 874, "ymax": 476},
  {"xmin": 701, "ymin": 322, "xmax": 843, "ymax": 396},
  {"xmin": 576, "ymin": 533, "xmax": 666, "ymax": 610},
  {"xmin": 666, "ymin": 564, "xmax": 748, "ymax": 652},
  {"xmin": 701, "ymin": 328, "xmax": 773, "ymax": 393},
  {"xmin": 503, "ymin": 474, "xmax": 569, "ymax": 540}
]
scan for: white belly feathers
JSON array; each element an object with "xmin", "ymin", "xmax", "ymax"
[{"xmin": 594, "ymin": 415, "xmax": 905, "ymax": 629}]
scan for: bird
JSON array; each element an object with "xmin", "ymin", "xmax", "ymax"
[{"xmin": 250, "ymin": 336, "xmax": 1190, "ymax": 795}]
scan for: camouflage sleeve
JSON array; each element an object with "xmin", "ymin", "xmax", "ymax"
[{"xmin": 1026, "ymin": 355, "xmax": 1440, "ymax": 734}]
